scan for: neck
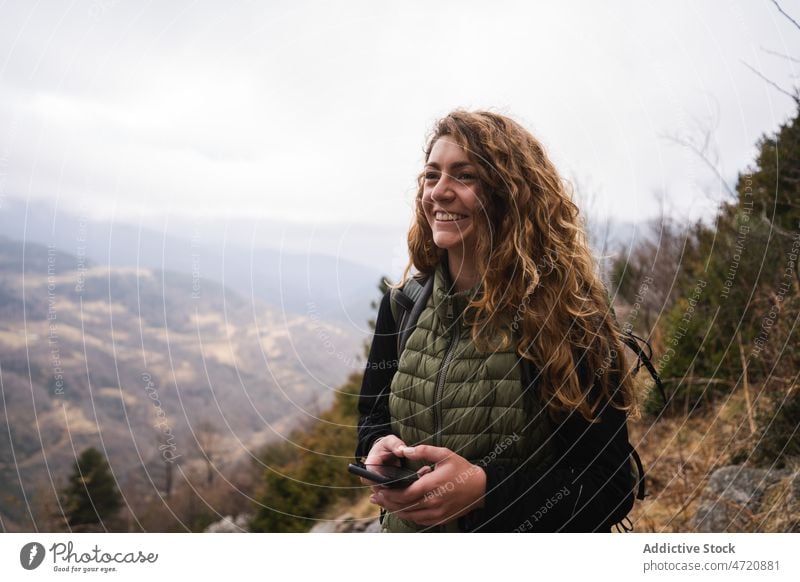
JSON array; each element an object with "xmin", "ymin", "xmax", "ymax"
[{"xmin": 445, "ymin": 248, "xmax": 481, "ymax": 293}]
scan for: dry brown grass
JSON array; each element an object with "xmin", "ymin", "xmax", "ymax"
[
  {"xmin": 628, "ymin": 387, "xmax": 798, "ymax": 532},
  {"xmin": 753, "ymin": 468, "xmax": 800, "ymax": 532}
]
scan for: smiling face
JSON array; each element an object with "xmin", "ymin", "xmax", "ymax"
[{"xmin": 420, "ymin": 136, "xmax": 484, "ymax": 255}]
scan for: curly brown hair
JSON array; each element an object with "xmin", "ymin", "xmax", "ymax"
[{"xmin": 393, "ymin": 108, "xmax": 640, "ymax": 423}]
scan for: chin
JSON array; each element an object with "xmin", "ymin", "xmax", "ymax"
[
  {"xmin": 432, "ymin": 236, "xmax": 461, "ymax": 250},
  {"xmin": 434, "ymin": 230, "xmax": 473, "ymax": 248}
]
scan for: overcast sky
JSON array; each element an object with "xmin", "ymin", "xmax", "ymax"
[{"xmin": 1, "ymin": 0, "xmax": 799, "ymax": 238}]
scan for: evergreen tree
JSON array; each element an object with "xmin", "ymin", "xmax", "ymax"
[
  {"xmin": 251, "ymin": 278, "xmax": 389, "ymax": 532},
  {"xmin": 60, "ymin": 447, "xmax": 123, "ymax": 531}
]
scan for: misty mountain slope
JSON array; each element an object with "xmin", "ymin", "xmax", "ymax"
[
  {"xmin": 0, "ymin": 198, "xmax": 387, "ymax": 326},
  {"xmin": 0, "ymin": 236, "xmax": 367, "ymax": 528}
]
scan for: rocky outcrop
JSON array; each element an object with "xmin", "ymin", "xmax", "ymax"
[
  {"xmin": 309, "ymin": 513, "xmax": 381, "ymax": 533},
  {"xmin": 203, "ymin": 511, "xmax": 381, "ymax": 532},
  {"xmin": 691, "ymin": 465, "xmax": 799, "ymax": 532},
  {"xmin": 204, "ymin": 514, "xmax": 252, "ymax": 532}
]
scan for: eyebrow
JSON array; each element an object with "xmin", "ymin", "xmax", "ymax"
[{"xmin": 424, "ymin": 161, "xmax": 474, "ymax": 171}]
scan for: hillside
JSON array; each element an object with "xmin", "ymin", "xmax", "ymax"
[
  {"xmin": 0, "ymin": 197, "xmax": 386, "ymax": 326},
  {"xmin": 0, "ymin": 236, "xmax": 365, "ymax": 530}
]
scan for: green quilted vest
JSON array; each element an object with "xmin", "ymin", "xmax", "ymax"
[{"xmin": 382, "ymin": 260, "xmax": 558, "ymax": 533}]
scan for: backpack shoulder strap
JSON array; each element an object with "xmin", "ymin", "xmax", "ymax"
[
  {"xmin": 604, "ymin": 295, "xmax": 668, "ymax": 414},
  {"xmin": 389, "ymin": 274, "xmax": 434, "ymax": 357},
  {"xmin": 630, "ymin": 444, "xmax": 647, "ymax": 500},
  {"xmin": 619, "ymin": 331, "xmax": 668, "ymax": 413}
]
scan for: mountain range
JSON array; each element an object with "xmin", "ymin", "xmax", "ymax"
[{"xmin": 0, "ymin": 235, "xmax": 367, "ymax": 530}]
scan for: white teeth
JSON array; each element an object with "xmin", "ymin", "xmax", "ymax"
[{"xmin": 435, "ymin": 211, "xmax": 467, "ymax": 221}]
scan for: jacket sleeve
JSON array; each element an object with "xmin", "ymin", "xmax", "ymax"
[
  {"xmin": 458, "ymin": 378, "xmax": 635, "ymax": 533},
  {"xmin": 354, "ymin": 289, "xmax": 399, "ymax": 462}
]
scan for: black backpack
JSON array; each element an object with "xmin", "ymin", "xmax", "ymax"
[{"xmin": 389, "ymin": 274, "xmax": 667, "ymax": 532}]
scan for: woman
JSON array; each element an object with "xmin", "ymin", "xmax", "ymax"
[{"xmin": 355, "ymin": 109, "xmax": 640, "ymax": 533}]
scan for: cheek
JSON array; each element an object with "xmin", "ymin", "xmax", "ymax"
[
  {"xmin": 465, "ymin": 196, "xmax": 484, "ymax": 223},
  {"xmin": 469, "ymin": 194, "xmax": 486, "ymax": 214},
  {"xmin": 464, "ymin": 189, "xmax": 482, "ymax": 212},
  {"xmin": 420, "ymin": 196, "xmax": 434, "ymax": 217}
]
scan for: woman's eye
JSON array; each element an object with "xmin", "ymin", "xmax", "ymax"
[{"xmin": 423, "ymin": 171, "xmax": 474, "ymax": 181}]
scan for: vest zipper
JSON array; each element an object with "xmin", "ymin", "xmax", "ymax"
[
  {"xmin": 433, "ymin": 295, "xmax": 460, "ymax": 533},
  {"xmin": 434, "ymin": 296, "xmax": 459, "ymax": 448}
]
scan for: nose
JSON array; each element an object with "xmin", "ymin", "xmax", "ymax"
[{"xmin": 429, "ymin": 173, "xmax": 456, "ymax": 202}]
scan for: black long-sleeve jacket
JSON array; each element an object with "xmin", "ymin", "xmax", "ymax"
[{"xmin": 355, "ymin": 289, "xmax": 635, "ymax": 532}]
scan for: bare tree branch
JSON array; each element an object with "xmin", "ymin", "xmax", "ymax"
[
  {"xmin": 761, "ymin": 45, "xmax": 800, "ymax": 64},
  {"xmin": 741, "ymin": 60, "xmax": 800, "ymax": 106},
  {"xmin": 660, "ymin": 130, "xmax": 737, "ymax": 200},
  {"xmin": 758, "ymin": 205, "xmax": 796, "ymax": 238},
  {"xmin": 771, "ymin": 0, "xmax": 800, "ymax": 32},
  {"xmin": 659, "ymin": 100, "xmax": 741, "ymax": 210}
]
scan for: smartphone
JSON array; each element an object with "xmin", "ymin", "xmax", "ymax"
[{"xmin": 348, "ymin": 462, "xmax": 421, "ymax": 488}]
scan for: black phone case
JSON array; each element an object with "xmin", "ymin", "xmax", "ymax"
[{"xmin": 347, "ymin": 463, "xmax": 419, "ymax": 488}]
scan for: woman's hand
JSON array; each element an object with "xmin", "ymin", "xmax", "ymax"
[
  {"xmin": 363, "ymin": 435, "xmax": 404, "ymax": 470},
  {"xmin": 369, "ymin": 445, "xmax": 486, "ymax": 527},
  {"xmin": 360, "ymin": 435, "xmax": 433, "ymax": 490}
]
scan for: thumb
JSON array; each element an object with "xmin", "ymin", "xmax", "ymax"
[{"xmin": 399, "ymin": 444, "xmax": 452, "ymax": 463}]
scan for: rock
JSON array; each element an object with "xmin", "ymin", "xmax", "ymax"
[
  {"xmin": 204, "ymin": 514, "xmax": 251, "ymax": 533},
  {"xmin": 691, "ymin": 466, "xmax": 795, "ymax": 532},
  {"xmin": 362, "ymin": 519, "xmax": 382, "ymax": 533},
  {"xmin": 309, "ymin": 512, "xmax": 381, "ymax": 533},
  {"xmin": 309, "ymin": 520, "xmax": 339, "ymax": 533},
  {"xmin": 349, "ymin": 516, "xmax": 380, "ymax": 532},
  {"xmin": 310, "ymin": 512, "xmax": 355, "ymax": 532}
]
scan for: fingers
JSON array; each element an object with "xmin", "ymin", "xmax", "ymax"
[
  {"xmin": 364, "ymin": 448, "xmax": 397, "ymax": 466},
  {"xmin": 416, "ymin": 465, "xmax": 433, "ymax": 477},
  {"xmin": 371, "ymin": 472, "xmax": 434, "ymax": 508},
  {"xmin": 396, "ymin": 444, "xmax": 453, "ymax": 464},
  {"xmin": 365, "ymin": 435, "xmax": 406, "ymax": 466},
  {"xmin": 373, "ymin": 435, "xmax": 405, "ymax": 454},
  {"xmin": 369, "ymin": 438, "xmax": 454, "ymax": 465},
  {"xmin": 363, "ymin": 453, "xmax": 394, "ymax": 466}
]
